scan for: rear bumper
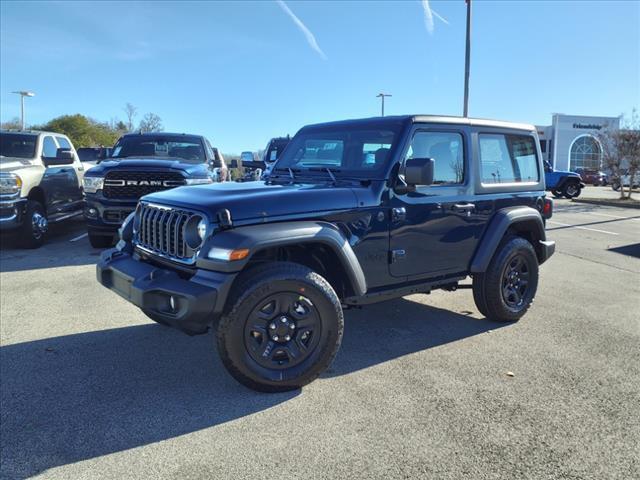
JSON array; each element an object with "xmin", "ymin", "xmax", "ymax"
[
  {"xmin": 97, "ymin": 248, "xmax": 235, "ymax": 335},
  {"xmin": 539, "ymin": 240, "xmax": 555, "ymax": 265}
]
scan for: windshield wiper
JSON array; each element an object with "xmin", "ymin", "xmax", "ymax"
[{"xmin": 287, "ymin": 167, "xmax": 296, "ymax": 183}]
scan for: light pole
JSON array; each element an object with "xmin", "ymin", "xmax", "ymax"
[
  {"xmin": 12, "ymin": 91, "xmax": 35, "ymax": 130},
  {"xmin": 376, "ymin": 93, "xmax": 392, "ymax": 117},
  {"xmin": 463, "ymin": 0, "xmax": 471, "ymax": 117}
]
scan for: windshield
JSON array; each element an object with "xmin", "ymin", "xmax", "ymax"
[
  {"xmin": 273, "ymin": 126, "xmax": 400, "ymax": 178},
  {"xmin": 0, "ymin": 133, "xmax": 37, "ymax": 160},
  {"xmin": 110, "ymin": 135, "xmax": 206, "ymax": 163}
]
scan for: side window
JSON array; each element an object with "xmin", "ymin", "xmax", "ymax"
[
  {"xmin": 479, "ymin": 134, "xmax": 539, "ymax": 184},
  {"xmin": 405, "ymin": 131, "xmax": 464, "ymax": 184},
  {"xmin": 56, "ymin": 136, "xmax": 72, "ymax": 150},
  {"xmin": 42, "ymin": 136, "xmax": 57, "ymax": 157}
]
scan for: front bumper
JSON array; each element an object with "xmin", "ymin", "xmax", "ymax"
[
  {"xmin": 0, "ymin": 198, "xmax": 27, "ymax": 231},
  {"xmin": 84, "ymin": 193, "xmax": 137, "ymax": 235},
  {"xmin": 97, "ymin": 248, "xmax": 236, "ymax": 335}
]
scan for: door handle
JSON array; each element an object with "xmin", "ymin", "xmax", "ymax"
[
  {"xmin": 391, "ymin": 207, "xmax": 406, "ymax": 222},
  {"xmin": 452, "ymin": 203, "xmax": 475, "ymax": 213}
]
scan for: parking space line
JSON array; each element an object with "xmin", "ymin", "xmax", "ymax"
[
  {"xmin": 547, "ymin": 220, "xmax": 619, "ymax": 236},
  {"xmin": 69, "ymin": 233, "xmax": 88, "ymax": 242},
  {"xmin": 581, "ymin": 212, "xmax": 640, "ymax": 221}
]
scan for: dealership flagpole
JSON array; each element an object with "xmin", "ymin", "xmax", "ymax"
[{"xmin": 463, "ymin": 0, "xmax": 471, "ymax": 117}]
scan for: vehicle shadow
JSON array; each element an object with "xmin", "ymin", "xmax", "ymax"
[
  {"xmin": 0, "ymin": 298, "xmax": 501, "ymax": 479},
  {"xmin": 0, "ymin": 218, "xmax": 104, "ymax": 273}
]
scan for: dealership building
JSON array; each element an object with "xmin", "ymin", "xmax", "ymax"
[{"xmin": 536, "ymin": 114, "xmax": 620, "ymax": 171}]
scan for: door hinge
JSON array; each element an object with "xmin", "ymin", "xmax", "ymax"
[
  {"xmin": 391, "ymin": 207, "xmax": 406, "ymax": 222},
  {"xmin": 390, "ymin": 249, "xmax": 406, "ymax": 263}
]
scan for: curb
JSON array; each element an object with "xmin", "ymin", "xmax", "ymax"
[{"xmin": 571, "ymin": 198, "xmax": 640, "ymax": 209}]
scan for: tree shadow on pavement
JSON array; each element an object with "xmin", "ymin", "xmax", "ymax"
[{"xmin": 0, "ymin": 297, "xmax": 502, "ymax": 479}]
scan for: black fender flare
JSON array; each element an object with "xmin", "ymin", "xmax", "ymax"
[
  {"xmin": 470, "ymin": 206, "xmax": 550, "ymax": 273},
  {"xmin": 196, "ymin": 221, "xmax": 367, "ymax": 297}
]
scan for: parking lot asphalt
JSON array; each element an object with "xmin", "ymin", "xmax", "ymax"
[{"xmin": 1, "ymin": 193, "xmax": 639, "ymax": 480}]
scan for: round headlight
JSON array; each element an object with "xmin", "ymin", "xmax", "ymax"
[
  {"xmin": 197, "ymin": 218, "xmax": 207, "ymax": 241},
  {"xmin": 184, "ymin": 215, "xmax": 207, "ymax": 250}
]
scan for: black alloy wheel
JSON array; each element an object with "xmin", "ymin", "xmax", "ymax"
[
  {"xmin": 500, "ymin": 254, "xmax": 530, "ymax": 309},
  {"xmin": 244, "ymin": 293, "xmax": 321, "ymax": 370}
]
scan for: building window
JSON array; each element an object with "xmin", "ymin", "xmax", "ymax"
[{"xmin": 569, "ymin": 135, "xmax": 602, "ymax": 170}]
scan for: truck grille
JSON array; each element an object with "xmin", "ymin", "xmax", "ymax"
[
  {"xmin": 134, "ymin": 203, "xmax": 200, "ymax": 263},
  {"xmin": 103, "ymin": 171, "xmax": 185, "ymax": 199}
]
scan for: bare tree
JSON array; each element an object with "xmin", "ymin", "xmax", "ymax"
[
  {"xmin": 123, "ymin": 103, "xmax": 137, "ymax": 132},
  {"xmin": 595, "ymin": 109, "xmax": 640, "ymax": 199},
  {"xmin": 139, "ymin": 113, "xmax": 163, "ymax": 133}
]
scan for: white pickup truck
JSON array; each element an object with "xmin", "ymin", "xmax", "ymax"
[{"xmin": 0, "ymin": 130, "xmax": 85, "ymax": 248}]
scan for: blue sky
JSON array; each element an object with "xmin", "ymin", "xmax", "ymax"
[{"xmin": 1, "ymin": 0, "xmax": 638, "ymax": 153}]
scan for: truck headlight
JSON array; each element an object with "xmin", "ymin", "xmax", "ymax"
[
  {"xmin": 83, "ymin": 176, "xmax": 104, "ymax": 193},
  {"xmin": 185, "ymin": 177, "xmax": 213, "ymax": 185},
  {"xmin": 0, "ymin": 173, "xmax": 22, "ymax": 195}
]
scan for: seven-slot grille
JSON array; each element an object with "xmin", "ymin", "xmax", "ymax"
[
  {"xmin": 134, "ymin": 203, "xmax": 199, "ymax": 262},
  {"xmin": 103, "ymin": 171, "xmax": 185, "ymax": 199}
]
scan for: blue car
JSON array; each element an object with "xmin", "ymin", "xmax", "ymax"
[{"xmin": 544, "ymin": 161, "xmax": 584, "ymax": 198}]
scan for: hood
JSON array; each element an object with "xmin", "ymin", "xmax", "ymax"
[
  {"xmin": 142, "ymin": 181, "xmax": 359, "ymax": 221},
  {"xmin": 87, "ymin": 158, "xmax": 208, "ymax": 176},
  {"xmin": 0, "ymin": 157, "xmax": 40, "ymax": 174}
]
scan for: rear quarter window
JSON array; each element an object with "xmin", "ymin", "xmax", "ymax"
[{"xmin": 479, "ymin": 134, "xmax": 539, "ymax": 184}]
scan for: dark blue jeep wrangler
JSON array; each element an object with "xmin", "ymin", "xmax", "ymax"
[
  {"xmin": 97, "ymin": 115, "xmax": 555, "ymax": 392},
  {"xmin": 83, "ymin": 132, "xmax": 226, "ymax": 248}
]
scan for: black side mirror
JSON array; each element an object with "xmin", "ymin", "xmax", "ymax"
[
  {"xmin": 43, "ymin": 148, "xmax": 75, "ymax": 166},
  {"xmin": 405, "ymin": 157, "xmax": 434, "ymax": 186}
]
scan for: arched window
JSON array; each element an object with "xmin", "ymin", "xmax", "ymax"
[{"xmin": 569, "ymin": 135, "xmax": 602, "ymax": 170}]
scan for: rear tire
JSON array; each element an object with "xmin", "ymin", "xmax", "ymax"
[
  {"xmin": 20, "ymin": 200, "xmax": 47, "ymax": 249},
  {"xmin": 89, "ymin": 232, "xmax": 115, "ymax": 249},
  {"xmin": 473, "ymin": 236, "xmax": 539, "ymax": 322},
  {"xmin": 217, "ymin": 262, "xmax": 344, "ymax": 392}
]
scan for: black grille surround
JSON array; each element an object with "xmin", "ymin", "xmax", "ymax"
[
  {"xmin": 133, "ymin": 203, "xmax": 205, "ymax": 264},
  {"xmin": 103, "ymin": 171, "xmax": 185, "ymax": 199}
]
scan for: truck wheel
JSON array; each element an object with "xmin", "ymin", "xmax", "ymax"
[
  {"xmin": 611, "ymin": 182, "xmax": 621, "ymax": 191},
  {"xmin": 89, "ymin": 232, "xmax": 115, "ymax": 249},
  {"xmin": 217, "ymin": 262, "xmax": 344, "ymax": 392},
  {"xmin": 20, "ymin": 200, "xmax": 48, "ymax": 249},
  {"xmin": 551, "ymin": 189, "xmax": 563, "ymax": 199},
  {"xmin": 563, "ymin": 181, "xmax": 581, "ymax": 199},
  {"xmin": 472, "ymin": 236, "xmax": 539, "ymax": 322}
]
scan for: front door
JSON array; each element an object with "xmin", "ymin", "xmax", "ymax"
[{"xmin": 389, "ymin": 128, "xmax": 484, "ymax": 278}]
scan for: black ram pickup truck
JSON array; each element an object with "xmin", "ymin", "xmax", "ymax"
[
  {"xmin": 97, "ymin": 115, "xmax": 555, "ymax": 392},
  {"xmin": 83, "ymin": 132, "xmax": 226, "ymax": 248}
]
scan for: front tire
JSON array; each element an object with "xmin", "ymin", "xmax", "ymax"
[
  {"xmin": 217, "ymin": 262, "xmax": 344, "ymax": 392},
  {"xmin": 551, "ymin": 189, "xmax": 563, "ymax": 199},
  {"xmin": 20, "ymin": 200, "xmax": 47, "ymax": 249},
  {"xmin": 472, "ymin": 236, "xmax": 539, "ymax": 322}
]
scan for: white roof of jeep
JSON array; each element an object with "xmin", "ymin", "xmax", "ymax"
[{"xmin": 411, "ymin": 115, "xmax": 536, "ymax": 131}]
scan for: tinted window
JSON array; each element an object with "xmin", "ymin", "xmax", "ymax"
[
  {"xmin": 111, "ymin": 135, "xmax": 205, "ymax": 163},
  {"xmin": 405, "ymin": 131, "xmax": 464, "ymax": 184},
  {"xmin": 479, "ymin": 134, "xmax": 539, "ymax": 184},
  {"xmin": 56, "ymin": 136, "xmax": 72, "ymax": 149},
  {"xmin": 0, "ymin": 133, "xmax": 37, "ymax": 159},
  {"xmin": 42, "ymin": 136, "xmax": 58, "ymax": 157},
  {"xmin": 77, "ymin": 148, "xmax": 98, "ymax": 161},
  {"xmin": 275, "ymin": 126, "xmax": 400, "ymax": 177}
]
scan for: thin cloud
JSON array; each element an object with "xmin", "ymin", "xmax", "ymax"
[
  {"xmin": 421, "ymin": 0, "xmax": 450, "ymax": 35},
  {"xmin": 276, "ymin": 0, "xmax": 327, "ymax": 60}
]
